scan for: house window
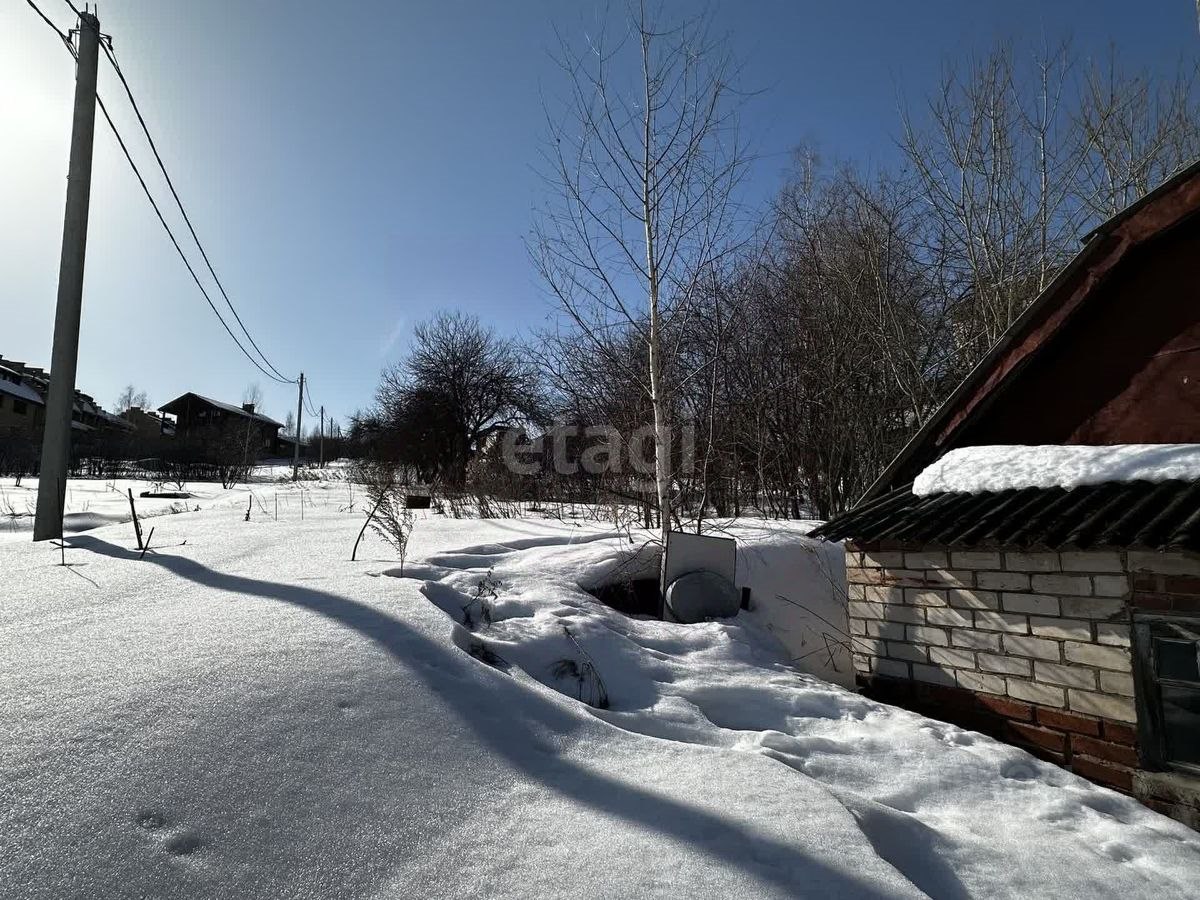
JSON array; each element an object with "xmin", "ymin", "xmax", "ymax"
[
  {"xmin": 13, "ymin": 399, "xmax": 27, "ymax": 416},
  {"xmin": 1134, "ymin": 615, "xmax": 1200, "ymax": 772}
]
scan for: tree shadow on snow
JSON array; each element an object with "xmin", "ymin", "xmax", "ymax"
[{"xmin": 73, "ymin": 535, "xmax": 947, "ymax": 899}]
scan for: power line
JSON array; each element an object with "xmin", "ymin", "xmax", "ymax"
[
  {"xmin": 26, "ymin": 1, "xmax": 297, "ymax": 386},
  {"xmin": 100, "ymin": 42, "xmax": 296, "ymax": 385},
  {"xmin": 96, "ymin": 98, "xmax": 295, "ymax": 384},
  {"xmin": 26, "ymin": 0, "xmax": 68, "ymax": 41},
  {"xmin": 303, "ymin": 378, "xmax": 318, "ymax": 418}
]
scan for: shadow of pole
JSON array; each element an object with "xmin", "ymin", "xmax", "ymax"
[{"xmin": 70, "ymin": 535, "xmax": 925, "ymax": 898}]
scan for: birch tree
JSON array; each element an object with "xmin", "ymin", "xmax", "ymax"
[
  {"xmin": 115, "ymin": 384, "xmax": 149, "ymax": 413},
  {"xmin": 533, "ymin": 3, "xmax": 748, "ymax": 543}
]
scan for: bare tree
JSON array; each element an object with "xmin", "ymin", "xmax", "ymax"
[
  {"xmin": 242, "ymin": 383, "xmax": 263, "ymax": 410},
  {"xmin": 115, "ymin": 384, "xmax": 149, "ymax": 413},
  {"xmin": 1075, "ymin": 52, "xmax": 1200, "ymax": 218},
  {"xmin": 374, "ymin": 311, "xmax": 541, "ymax": 486},
  {"xmin": 899, "ymin": 43, "xmax": 1085, "ymax": 356},
  {"xmin": 900, "ymin": 44, "xmax": 1200, "ymax": 359},
  {"xmin": 533, "ymin": 3, "xmax": 750, "ymax": 543}
]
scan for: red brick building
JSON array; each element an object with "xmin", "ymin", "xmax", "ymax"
[{"xmin": 815, "ymin": 161, "xmax": 1200, "ymax": 827}]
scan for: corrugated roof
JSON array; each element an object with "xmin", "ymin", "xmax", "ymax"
[{"xmin": 812, "ymin": 480, "xmax": 1200, "ymax": 553}]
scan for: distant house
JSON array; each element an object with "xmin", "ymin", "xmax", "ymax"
[
  {"xmin": 93, "ymin": 404, "xmax": 136, "ymax": 438},
  {"xmin": 0, "ymin": 363, "xmax": 46, "ymax": 442},
  {"xmin": 273, "ymin": 433, "xmax": 313, "ymax": 460},
  {"xmin": 814, "ymin": 160, "xmax": 1200, "ymax": 828},
  {"xmin": 0, "ymin": 357, "xmax": 133, "ymax": 451},
  {"xmin": 158, "ymin": 393, "xmax": 283, "ymax": 458},
  {"xmin": 0, "ymin": 356, "xmax": 137, "ymax": 439},
  {"xmin": 121, "ymin": 406, "xmax": 175, "ymax": 441}
]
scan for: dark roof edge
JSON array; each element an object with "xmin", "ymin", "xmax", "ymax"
[
  {"xmin": 858, "ymin": 156, "xmax": 1200, "ymax": 506},
  {"xmin": 1082, "ymin": 157, "xmax": 1200, "ymax": 240},
  {"xmin": 158, "ymin": 392, "xmax": 285, "ymax": 428}
]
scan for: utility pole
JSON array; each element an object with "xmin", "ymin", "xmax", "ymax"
[
  {"xmin": 34, "ymin": 12, "xmax": 101, "ymax": 542},
  {"xmin": 319, "ymin": 405, "xmax": 325, "ymax": 467},
  {"xmin": 292, "ymin": 372, "xmax": 304, "ymax": 480}
]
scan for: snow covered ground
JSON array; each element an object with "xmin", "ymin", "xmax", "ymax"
[
  {"xmin": 2, "ymin": 481, "xmax": 1199, "ymax": 898},
  {"xmin": 0, "ymin": 466, "xmax": 342, "ymax": 543}
]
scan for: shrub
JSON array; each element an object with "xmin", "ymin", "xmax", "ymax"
[{"xmin": 349, "ymin": 459, "xmax": 414, "ymax": 570}]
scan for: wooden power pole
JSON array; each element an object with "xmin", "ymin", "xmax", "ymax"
[
  {"xmin": 34, "ymin": 12, "xmax": 101, "ymax": 542},
  {"xmin": 319, "ymin": 405, "xmax": 325, "ymax": 467}
]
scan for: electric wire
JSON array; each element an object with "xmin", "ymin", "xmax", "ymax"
[
  {"xmin": 303, "ymin": 379, "xmax": 319, "ymax": 418},
  {"xmin": 26, "ymin": 1, "xmax": 298, "ymax": 387},
  {"xmin": 100, "ymin": 41, "xmax": 296, "ymax": 384}
]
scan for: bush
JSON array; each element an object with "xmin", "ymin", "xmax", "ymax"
[{"xmin": 349, "ymin": 459, "xmax": 414, "ymax": 569}]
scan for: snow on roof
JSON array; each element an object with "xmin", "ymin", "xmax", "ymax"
[
  {"xmin": 0, "ymin": 376, "xmax": 45, "ymax": 406},
  {"xmin": 913, "ymin": 444, "xmax": 1200, "ymax": 496}
]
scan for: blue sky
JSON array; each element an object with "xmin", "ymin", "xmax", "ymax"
[{"xmin": 2, "ymin": 1, "xmax": 1197, "ymax": 429}]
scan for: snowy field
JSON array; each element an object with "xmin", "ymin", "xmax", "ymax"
[
  {"xmin": 2, "ymin": 478, "xmax": 1200, "ymax": 898},
  {"xmin": 0, "ymin": 465, "xmax": 341, "ymax": 544}
]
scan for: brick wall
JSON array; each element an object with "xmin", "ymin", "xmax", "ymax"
[{"xmin": 845, "ymin": 542, "xmax": 1200, "ymax": 828}]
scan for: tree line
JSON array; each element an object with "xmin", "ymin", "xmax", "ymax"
[{"xmin": 355, "ymin": 10, "xmax": 1200, "ymax": 524}]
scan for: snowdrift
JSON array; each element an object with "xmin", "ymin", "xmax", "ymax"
[{"xmin": 1, "ymin": 489, "xmax": 1197, "ymax": 898}]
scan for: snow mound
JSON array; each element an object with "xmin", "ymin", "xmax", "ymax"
[
  {"xmin": 913, "ymin": 444, "xmax": 1200, "ymax": 496},
  {"xmin": 398, "ymin": 529, "xmax": 1200, "ymax": 898}
]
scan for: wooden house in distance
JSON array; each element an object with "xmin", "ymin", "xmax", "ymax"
[
  {"xmin": 159, "ymin": 393, "xmax": 283, "ymax": 458},
  {"xmin": 814, "ymin": 160, "xmax": 1200, "ymax": 827}
]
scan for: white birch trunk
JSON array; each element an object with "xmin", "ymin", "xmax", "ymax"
[{"xmin": 642, "ymin": 26, "xmax": 671, "ymax": 548}]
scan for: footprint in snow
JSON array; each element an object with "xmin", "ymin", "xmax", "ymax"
[
  {"xmin": 1100, "ymin": 841, "xmax": 1137, "ymax": 863},
  {"xmin": 939, "ymin": 729, "xmax": 975, "ymax": 748},
  {"xmin": 135, "ymin": 809, "xmax": 167, "ymax": 830},
  {"xmin": 1000, "ymin": 760, "xmax": 1038, "ymax": 781},
  {"xmin": 134, "ymin": 808, "xmax": 206, "ymax": 859},
  {"xmin": 1080, "ymin": 792, "xmax": 1133, "ymax": 824},
  {"xmin": 165, "ymin": 831, "xmax": 205, "ymax": 857}
]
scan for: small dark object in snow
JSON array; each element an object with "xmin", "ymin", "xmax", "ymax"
[
  {"xmin": 139, "ymin": 491, "xmax": 192, "ymax": 499},
  {"xmin": 468, "ymin": 640, "xmax": 507, "ymax": 670},
  {"xmin": 462, "ymin": 569, "xmax": 500, "ymax": 628},
  {"xmin": 551, "ymin": 626, "xmax": 610, "ymax": 709}
]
